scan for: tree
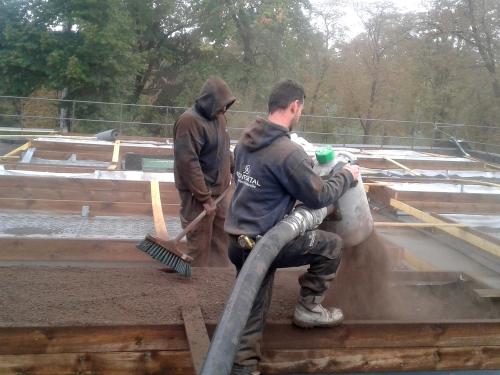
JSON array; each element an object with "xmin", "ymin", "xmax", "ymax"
[{"xmin": 429, "ymin": 0, "xmax": 500, "ymax": 98}]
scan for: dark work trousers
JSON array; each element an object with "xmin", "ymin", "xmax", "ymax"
[
  {"xmin": 179, "ymin": 190, "xmax": 230, "ymax": 267},
  {"xmin": 228, "ymin": 229, "xmax": 343, "ymax": 369}
]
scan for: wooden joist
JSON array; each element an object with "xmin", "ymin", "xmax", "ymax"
[
  {"xmin": 0, "ymin": 175, "xmax": 176, "ymax": 194},
  {"xmin": 34, "ymin": 149, "xmax": 113, "ymax": 162},
  {"xmin": 182, "ymin": 306, "xmax": 210, "ymax": 374},
  {"xmin": 261, "ymin": 346, "xmax": 500, "ymax": 373},
  {"xmin": 368, "ymin": 184, "xmax": 500, "ymax": 214},
  {"xmin": 390, "ymin": 198, "xmax": 500, "ymax": 258},
  {"xmin": 382, "ymin": 156, "xmax": 421, "ymax": 176},
  {"xmin": 400, "ymin": 201, "xmax": 500, "ymax": 214},
  {"xmin": 31, "ymin": 139, "xmax": 174, "ymax": 157},
  {"xmin": 359, "ymin": 157, "xmax": 483, "ymax": 171},
  {"xmin": 2, "ymin": 322, "xmax": 500, "ymax": 374},
  {"xmin": 0, "ymin": 351, "xmax": 194, "ymax": 375},
  {"xmin": 107, "ymin": 140, "xmax": 121, "ymax": 170},
  {"xmin": 375, "ymin": 222, "xmax": 467, "ymax": 228},
  {"xmin": 150, "ymin": 180, "xmax": 169, "ymax": 239},
  {"xmin": 0, "ymin": 140, "xmax": 31, "ymax": 159},
  {"xmin": 1, "ymin": 163, "xmax": 104, "ymax": 173},
  {"xmin": 0, "ymin": 197, "xmax": 179, "ymax": 216}
]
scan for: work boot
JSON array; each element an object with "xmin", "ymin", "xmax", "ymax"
[
  {"xmin": 293, "ymin": 295, "xmax": 344, "ymax": 328},
  {"xmin": 230, "ymin": 363, "xmax": 261, "ymax": 375}
]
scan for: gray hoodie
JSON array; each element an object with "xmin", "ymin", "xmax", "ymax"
[{"xmin": 225, "ymin": 116, "xmax": 354, "ymax": 237}]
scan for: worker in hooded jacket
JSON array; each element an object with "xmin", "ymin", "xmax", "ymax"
[
  {"xmin": 173, "ymin": 77, "xmax": 236, "ymax": 267},
  {"xmin": 225, "ymin": 79, "xmax": 359, "ymax": 375}
]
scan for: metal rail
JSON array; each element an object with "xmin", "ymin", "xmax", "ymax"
[{"xmin": 1, "ymin": 95, "xmax": 499, "ymax": 154}]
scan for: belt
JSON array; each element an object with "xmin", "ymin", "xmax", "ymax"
[{"xmin": 230, "ymin": 234, "xmax": 261, "ymax": 250}]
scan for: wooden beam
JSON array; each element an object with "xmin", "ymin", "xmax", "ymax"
[
  {"xmin": 0, "ymin": 325, "xmax": 188, "ymax": 355},
  {"xmin": 0, "ymin": 351, "xmax": 194, "ymax": 375},
  {"xmin": 475, "ymin": 289, "xmax": 500, "ymax": 299},
  {"xmin": 1, "ymin": 140, "xmax": 31, "ymax": 158},
  {"xmin": 375, "ymin": 222, "xmax": 467, "ymax": 228},
  {"xmin": 0, "ymin": 175, "xmax": 177, "ymax": 194},
  {"xmin": 182, "ymin": 306, "xmax": 210, "ymax": 375},
  {"xmin": 34, "ymin": 149, "xmax": 113, "ymax": 161},
  {"xmin": 402, "ymin": 201, "xmax": 500, "ymax": 214},
  {"xmin": 2, "ymin": 322, "xmax": 500, "ymax": 374},
  {"xmin": 261, "ymin": 346, "xmax": 500, "ymax": 373},
  {"xmin": 0, "ymin": 187, "xmax": 181, "ymax": 204},
  {"xmin": 359, "ymin": 157, "xmax": 483, "ymax": 171},
  {"xmin": 0, "ymin": 197, "xmax": 179, "ymax": 216},
  {"xmin": 150, "ymin": 180, "xmax": 169, "ymax": 239},
  {"xmin": 31, "ymin": 139, "xmax": 174, "ymax": 157},
  {"xmin": 1, "ymin": 163, "xmax": 103, "ymax": 173},
  {"xmin": 382, "ymin": 156, "xmax": 421, "ymax": 176},
  {"xmin": 390, "ymin": 198, "xmax": 500, "ymax": 258},
  {"xmin": 107, "ymin": 140, "xmax": 121, "ymax": 170}
]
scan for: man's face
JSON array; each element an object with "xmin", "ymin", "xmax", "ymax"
[{"xmin": 290, "ymin": 100, "xmax": 304, "ymax": 131}]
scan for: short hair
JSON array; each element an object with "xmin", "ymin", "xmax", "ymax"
[{"xmin": 268, "ymin": 79, "xmax": 306, "ymax": 114}]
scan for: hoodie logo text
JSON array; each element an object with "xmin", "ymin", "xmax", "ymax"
[{"xmin": 236, "ymin": 164, "xmax": 261, "ymax": 189}]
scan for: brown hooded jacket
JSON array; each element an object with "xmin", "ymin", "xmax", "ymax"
[{"xmin": 173, "ymin": 77, "xmax": 236, "ymax": 202}]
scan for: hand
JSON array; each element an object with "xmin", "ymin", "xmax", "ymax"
[
  {"xmin": 203, "ymin": 199, "xmax": 216, "ymax": 216},
  {"xmin": 343, "ymin": 164, "xmax": 360, "ymax": 181}
]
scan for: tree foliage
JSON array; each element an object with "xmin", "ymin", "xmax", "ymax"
[{"xmin": 0, "ymin": 0, "xmax": 499, "ymax": 145}]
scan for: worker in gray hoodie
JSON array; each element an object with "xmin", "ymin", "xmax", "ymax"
[
  {"xmin": 225, "ymin": 79, "xmax": 359, "ymax": 375},
  {"xmin": 173, "ymin": 77, "xmax": 236, "ymax": 267}
]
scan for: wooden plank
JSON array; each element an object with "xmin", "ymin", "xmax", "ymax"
[
  {"xmin": 150, "ymin": 180, "xmax": 169, "ymax": 239},
  {"xmin": 32, "ymin": 140, "xmax": 174, "ymax": 157},
  {"xmin": 1, "ymin": 140, "xmax": 31, "ymax": 158},
  {"xmin": 262, "ymin": 322, "xmax": 500, "ymax": 350},
  {"xmin": 368, "ymin": 185, "xmax": 500, "ymax": 207},
  {"xmin": 475, "ymin": 289, "xmax": 500, "ymax": 299},
  {"xmin": 0, "ymin": 175, "xmax": 177, "ymax": 194},
  {"xmin": 34, "ymin": 149, "xmax": 113, "ymax": 161},
  {"xmin": 3, "ymin": 322, "xmax": 500, "ymax": 356},
  {"xmin": 390, "ymin": 199, "xmax": 500, "ymax": 258},
  {"xmin": 261, "ymin": 346, "xmax": 500, "ymax": 373},
  {"xmin": 107, "ymin": 140, "xmax": 121, "ymax": 170},
  {"xmin": 0, "ymin": 325, "xmax": 188, "ymax": 355},
  {"xmin": 375, "ymin": 222, "xmax": 467, "ymax": 228},
  {"xmin": 1, "ymin": 163, "xmax": 103, "ymax": 173},
  {"xmin": 359, "ymin": 157, "xmax": 483, "ymax": 171},
  {"xmin": 403, "ymin": 201, "xmax": 500, "ymax": 214},
  {"xmin": 0, "ymin": 198, "xmax": 179, "ymax": 216},
  {"xmin": 182, "ymin": 306, "xmax": 210, "ymax": 375},
  {"xmin": 382, "ymin": 156, "xmax": 421, "ymax": 176},
  {"xmin": 396, "ymin": 191, "xmax": 500, "ymax": 204},
  {"xmin": 400, "ymin": 249, "xmax": 436, "ymax": 271},
  {"xmin": 433, "ymin": 214, "xmax": 500, "ymax": 246},
  {"xmin": 0, "ymin": 351, "xmax": 194, "ymax": 375},
  {"xmin": 0, "ymin": 186, "xmax": 180, "ymax": 205}
]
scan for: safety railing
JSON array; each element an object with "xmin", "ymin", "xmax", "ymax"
[{"xmin": 1, "ymin": 95, "xmax": 499, "ymax": 154}]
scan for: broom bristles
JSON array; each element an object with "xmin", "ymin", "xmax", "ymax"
[{"xmin": 137, "ymin": 238, "xmax": 192, "ymax": 277}]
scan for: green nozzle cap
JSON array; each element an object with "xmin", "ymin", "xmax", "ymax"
[{"xmin": 315, "ymin": 147, "xmax": 335, "ymax": 165}]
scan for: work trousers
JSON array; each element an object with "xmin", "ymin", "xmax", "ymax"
[
  {"xmin": 228, "ymin": 229, "xmax": 343, "ymax": 369},
  {"xmin": 179, "ymin": 190, "xmax": 230, "ymax": 267}
]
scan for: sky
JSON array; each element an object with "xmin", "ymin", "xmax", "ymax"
[{"xmin": 311, "ymin": 0, "xmax": 429, "ymax": 39}]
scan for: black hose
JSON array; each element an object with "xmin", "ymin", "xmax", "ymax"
[{"xmin": 200, "ymin": 205, "xmax": 332, "ymax": 375}]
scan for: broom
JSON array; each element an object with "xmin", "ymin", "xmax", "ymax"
[{"xmin": 137, "ymin": 180, "xmax": 228, "ymax": 277}]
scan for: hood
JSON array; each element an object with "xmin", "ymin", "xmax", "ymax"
[
  {"xmin": 195, "ymin": 77, "xmax": 236, "ymax": 120},
  {"xmin": 240, "ymin": 117, "xmax": 290, "ymax": 152}
]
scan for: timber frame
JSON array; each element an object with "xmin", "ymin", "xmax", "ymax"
[{"xmin": 1, "ymin": 136, "xmax": 500, "ymax": 373}]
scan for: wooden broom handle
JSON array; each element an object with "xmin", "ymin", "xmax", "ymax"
[{"xmin": 173, "ymin": 187, "xmax": 230, "ymax": 243}]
